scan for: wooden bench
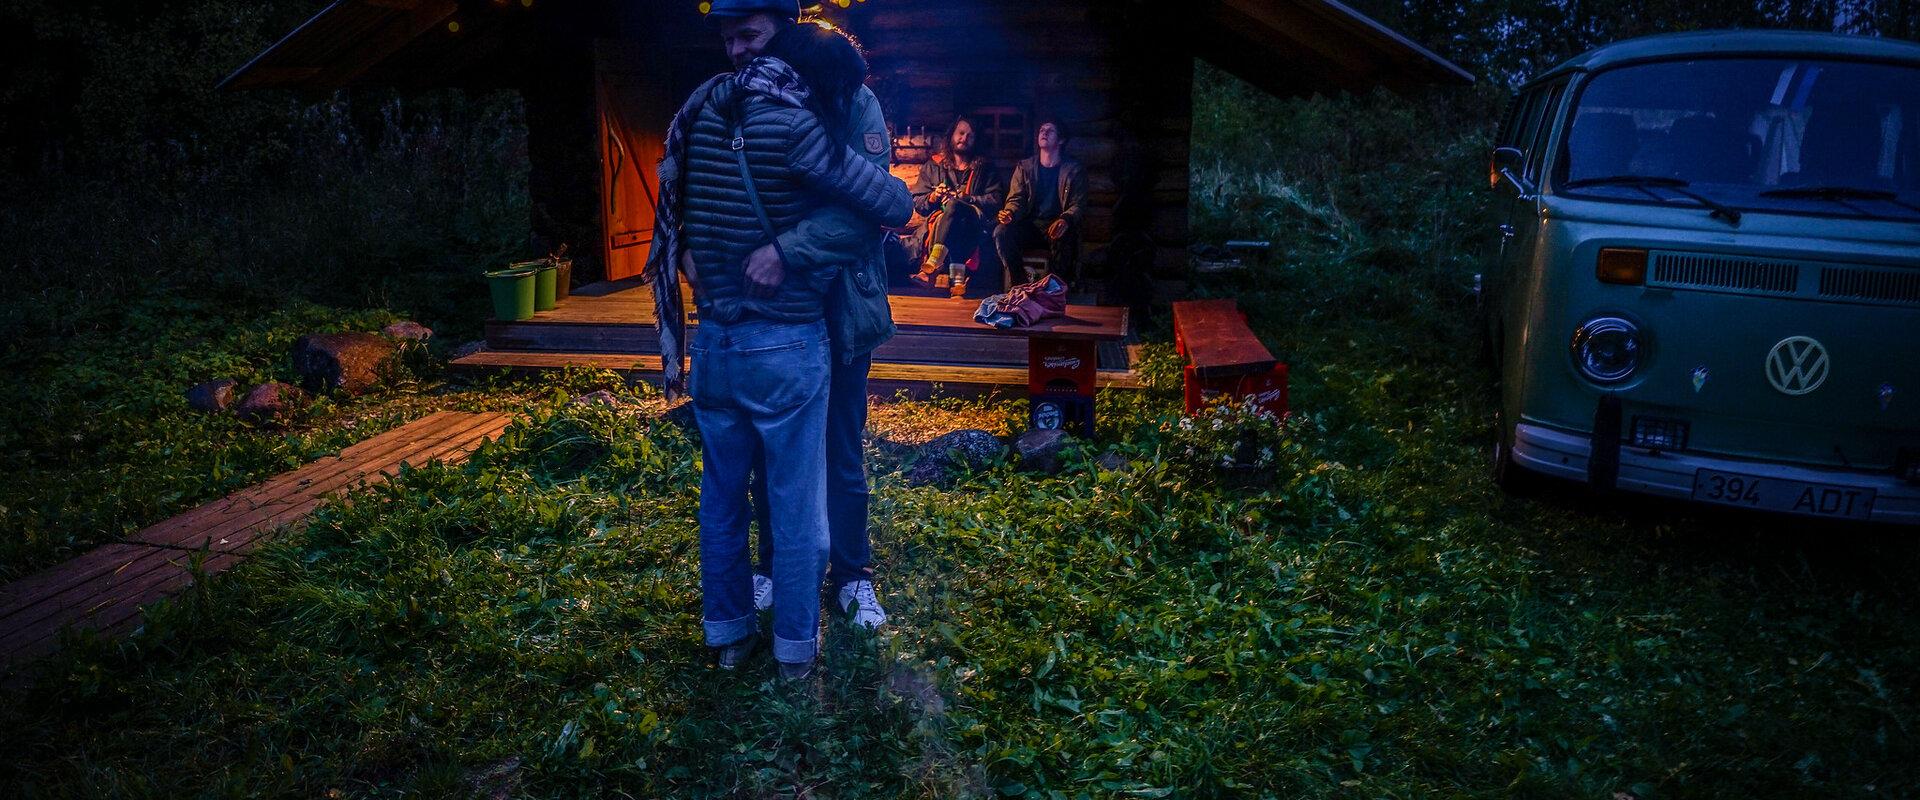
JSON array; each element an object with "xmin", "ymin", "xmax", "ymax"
[
  {"xmin": 888, "ymin": 293, "xmax": 1129, "ymax": 436},
  {"xmin": 1172, "ymin": 299, "xmax": 1288, "ymax": 416}
]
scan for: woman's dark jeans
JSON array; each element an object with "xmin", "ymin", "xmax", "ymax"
[{"xmin": 752, "ymin": 353, "xmax": 873, "ymax": 592}]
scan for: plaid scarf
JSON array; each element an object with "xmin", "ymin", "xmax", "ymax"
[{"xmin": 648, "ymin": 58, "xmax": 810, "ymax": 399}]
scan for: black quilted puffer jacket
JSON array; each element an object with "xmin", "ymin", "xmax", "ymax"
[{"xmin": 682, "ymin": 79, "xmax": 912, "ymax": 324}]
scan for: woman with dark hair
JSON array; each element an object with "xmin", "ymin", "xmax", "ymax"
[
  {"xmin": 763, "ymin": 23, "xmax": 869, "ymax": 165},
  {"xmin": 743, "ymin": 20, "xmax": 902, "ymax": 647},
  {"xmin": 648, "ymin": 19, "xmax": 909, "ymax": 681}
]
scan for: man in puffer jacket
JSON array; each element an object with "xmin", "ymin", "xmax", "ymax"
[
  {"xmin": 680, "ymin": 82, "xmax": 908, "ymax": 323},
  {"xmin": 662, "ymin": 15, "xmax": 910, "ymax": 681}
]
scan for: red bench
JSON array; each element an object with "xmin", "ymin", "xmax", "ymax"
[{"xmin": 1172, "ymin": 299, "xmax": 1288, "ymax": 417}]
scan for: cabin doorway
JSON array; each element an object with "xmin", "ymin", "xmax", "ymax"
[{"xmin": 595, "ymin": 50, "xmax": 672, "ymax": 282}]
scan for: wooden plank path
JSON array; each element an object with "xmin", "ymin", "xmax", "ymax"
[{"xmin": 0, "ymin": 411, "xmax": 515, "ymax": 671}]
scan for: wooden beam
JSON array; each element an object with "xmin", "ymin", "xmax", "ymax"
[
  {"xmin": 308, "ymin": 0, "xmax": 460, "ymax": 89},
  {"xmin": 450, "ymin": 351, "xmax": 1147, "ymax": 391}
]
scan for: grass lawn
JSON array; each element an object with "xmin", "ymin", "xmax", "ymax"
[
  {"xmin": 4, "ymin": 271, "xmax": 1917, "ymax": 798},
  {"xmin": 3, "ymin": 76, "xmax": 1917, "ymax": 799}
]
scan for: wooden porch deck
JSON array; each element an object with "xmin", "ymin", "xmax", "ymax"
[
  {"xmin": 452, "ymin": 279, "xmax": 1144, "ymax": 393},
  {"xmin": 0, "ymin": 411, "xmax": 515, "ymax": 671}
]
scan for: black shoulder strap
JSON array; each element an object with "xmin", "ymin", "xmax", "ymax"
[{"xmin": 731, "ymin": 118, "xmax": 779, "ymax": 245}]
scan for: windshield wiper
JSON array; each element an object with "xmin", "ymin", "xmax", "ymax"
[
  {"xmin": 1562, "ymin": 175, "xmax": 1742, "ymax": 225},
  {"xmin": 1759, "ymin": 185, "xmax": 1920, "ymax": 217}
]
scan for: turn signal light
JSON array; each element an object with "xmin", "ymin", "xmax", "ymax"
[{"xmin": 1597, "ymin": 248, "xmax": 1649, "ymax": 285}]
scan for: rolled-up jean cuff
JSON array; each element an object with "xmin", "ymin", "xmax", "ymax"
[
  {"xmin": 704, "ymin": 613, "xmax": 757, "ymax": 647},
  {"xmin": 774, "ymin": 634, "xmax": 817, "ymax": 664}
]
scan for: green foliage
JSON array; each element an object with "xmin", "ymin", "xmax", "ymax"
[
  {"xmin": 0, "ymin": 1, "xmax": 534, "ymax": 578},
  {"xmin": 1370, "ymin": 0, "xmax": 1920, "ymax": 87},
  {"xmin": 0, "ymin": 293, "xmax": 512, "ymax": 579},
  {"xmin": 3, "ymin": 11, "xmax": 1919, "ymax": 800}
]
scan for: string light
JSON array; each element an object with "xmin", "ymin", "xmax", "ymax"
[{"xmin": 699, "ymin": 0, "xmax": 865, "ymax": 14}]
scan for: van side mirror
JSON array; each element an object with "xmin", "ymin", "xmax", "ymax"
[{"xmin": 1489, "ymin": 146, "xmax": 1533, "ymax": 194}]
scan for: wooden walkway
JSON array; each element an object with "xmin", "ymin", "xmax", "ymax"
[{"xmin": 0, "ymin": 411, "xmax": 515, "ymax": 671}]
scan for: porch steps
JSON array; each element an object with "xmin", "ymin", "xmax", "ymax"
[
  {"xmin": 0, "ymin": 411, "xmax": 515, "ymax": 673},
  {"xmin": 449, "ymin": 350, "xmax": 1147, "ymax": 395},
  {"xmin": 461, "ymin": 279, "xmax": 1146, "ymax": 394}
]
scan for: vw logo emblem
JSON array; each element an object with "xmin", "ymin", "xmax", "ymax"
[{"xmin": 1765, "ymin": 336, "xmax": 1830, "ymax": 396}]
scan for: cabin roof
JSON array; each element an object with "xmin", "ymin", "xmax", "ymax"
[
  {"xmin": 218, "ymin": 0, "xmax": 530, "ymax": 92},
  {"xmin": 220, "ymin": 0, "xmax": 1472, "ymax": 95},
  {"xmin": 1193, "ymin": 0, "xmax": 1472, "ymax": 95}
]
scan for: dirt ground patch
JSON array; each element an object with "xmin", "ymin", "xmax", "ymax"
[{"xmin": 865, "ymin": 401, "xmax": 1012, "ymax": 446}]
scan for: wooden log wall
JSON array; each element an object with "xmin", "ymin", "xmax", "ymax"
[
  {"xmin": 837, "ymin": 0, "xmax": 1194, "ymax": 279},
  {"xmin": 521, "ymin": 0, "xmax": 1194, "ymax": 284}
]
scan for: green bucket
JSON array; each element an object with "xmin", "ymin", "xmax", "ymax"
[
  {"xmin": 486, "ymin": 266, "xmax": 538, "ymax": 321},
  {"xmin": 534, "ymin": 264, "xmax": 559, "ymax": 311},
  {"xmin": 507, "ymin": 259, "xmax": 558, "ymax": 312}
]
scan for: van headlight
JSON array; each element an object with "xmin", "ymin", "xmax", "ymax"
[{"xmin": 1571, "ymin": 316, "xmax": 1644, "ymax": 384}]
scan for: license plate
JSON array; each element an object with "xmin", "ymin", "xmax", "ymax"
[{"xmin": 1691, "ymin": 469, "xmax": 1875, "ymax": 520}]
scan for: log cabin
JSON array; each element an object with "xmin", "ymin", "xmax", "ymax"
[{"xmin": 222, "ymin": 0, "xmax": 1471, "ymax": 393}]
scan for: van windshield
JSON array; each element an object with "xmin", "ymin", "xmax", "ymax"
[{"xmin": 1559, "ymin": 58, "xmax": 1920, "ymax": 218}]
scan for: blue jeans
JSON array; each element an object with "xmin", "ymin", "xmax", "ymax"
[
  {"xmin": 690, "ymin": 317, "xmax": 831, "ymax": 665},
  {"xmin": 752, "ymin": 353, "xmax": 873, "ymax": 591}
]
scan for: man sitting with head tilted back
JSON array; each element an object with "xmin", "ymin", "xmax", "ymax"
[{"xmin": 994, "ymin": 120, "xmax": 1086, "ymax": 286}]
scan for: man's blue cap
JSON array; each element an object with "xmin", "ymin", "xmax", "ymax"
[{"xmin": 704, "ymin": 0, "xmax": 801, "ymax": 21}]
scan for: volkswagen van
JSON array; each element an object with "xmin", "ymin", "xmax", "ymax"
[{"xmin": 1483, "ymin": 31, "xmax": 1920, "ymax": 524}]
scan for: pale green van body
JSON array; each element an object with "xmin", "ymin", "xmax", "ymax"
[{"xmin": 1486, "ymin": 31, "xmax": 1920, "ymax": 524}]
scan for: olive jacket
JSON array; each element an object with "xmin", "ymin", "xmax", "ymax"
[{"xmin": 1002, "ymin": 156, "xmax": 1087, "ymax": 225}]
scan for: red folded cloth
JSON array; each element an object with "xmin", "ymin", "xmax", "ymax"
[{"xmin": 975, "ymin": 274, "xmax": 1069, "ymax": 328}]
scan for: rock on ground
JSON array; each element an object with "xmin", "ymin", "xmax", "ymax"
[
  {"xmin": 662, "ymin": 401, "xmax": 700, "ymax": 434},
  {"xmin": 237, "ymin": 382, "xmax": 307, "ymax": 425},
  {"xmin": 1012, "ymin": 428, "xmax": 1072, "ymax": 474},
  {"xmin": 448, "ymin": 340, "xmax": 488, "ymax": 361},
  {"xmin": 905, "ymin": 429, "xmax": 1006, "ymax": 487},
  {"xmin": 1095, "ymin": 449, "xmax": 1133, "ymax": 473},
  {"xmin": 573, "ymin": 390, "xmax": 644, "ymax": 410},
  {"xmin": 292, "ymin": 332, "xmax": 399, "ymax": 396},
  {"xmin": 184, "ymin": 378, "xmax": 237, "ymax": 414},
  {"xmin": 381, "ymin": 320, "xmax": 433, "ymax": 342}
]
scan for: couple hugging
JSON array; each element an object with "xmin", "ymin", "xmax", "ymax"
[{"xmin": 646, "ymin": 1, "xmax": 907, "ymax": 681}]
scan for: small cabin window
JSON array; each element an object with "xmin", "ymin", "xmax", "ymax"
[{"xmin": 970, "ymin": 106, "xmax": 1030, "ymax": 162}]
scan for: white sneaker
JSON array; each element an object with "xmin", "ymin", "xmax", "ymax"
[
  {"xmin": 752, "ymin": 574, "xmax": 774, "ymax": 611},
  {"xmin": 837, "ymin": 580, "xmax": 888, "ymax": 629}
]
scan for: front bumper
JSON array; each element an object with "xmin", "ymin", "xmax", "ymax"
[{"xmin": 1512, "ymin": 422, "xmax": 1920, "ymax": 525}]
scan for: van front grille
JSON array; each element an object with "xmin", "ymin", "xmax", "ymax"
[
  {"xmin": 1819, "ymin": 267, "xmax": 1920, "ymax": 305},
  {"xmin": 1649, "ymin": 253, "xmax": 1799, "ymax": 294}
]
